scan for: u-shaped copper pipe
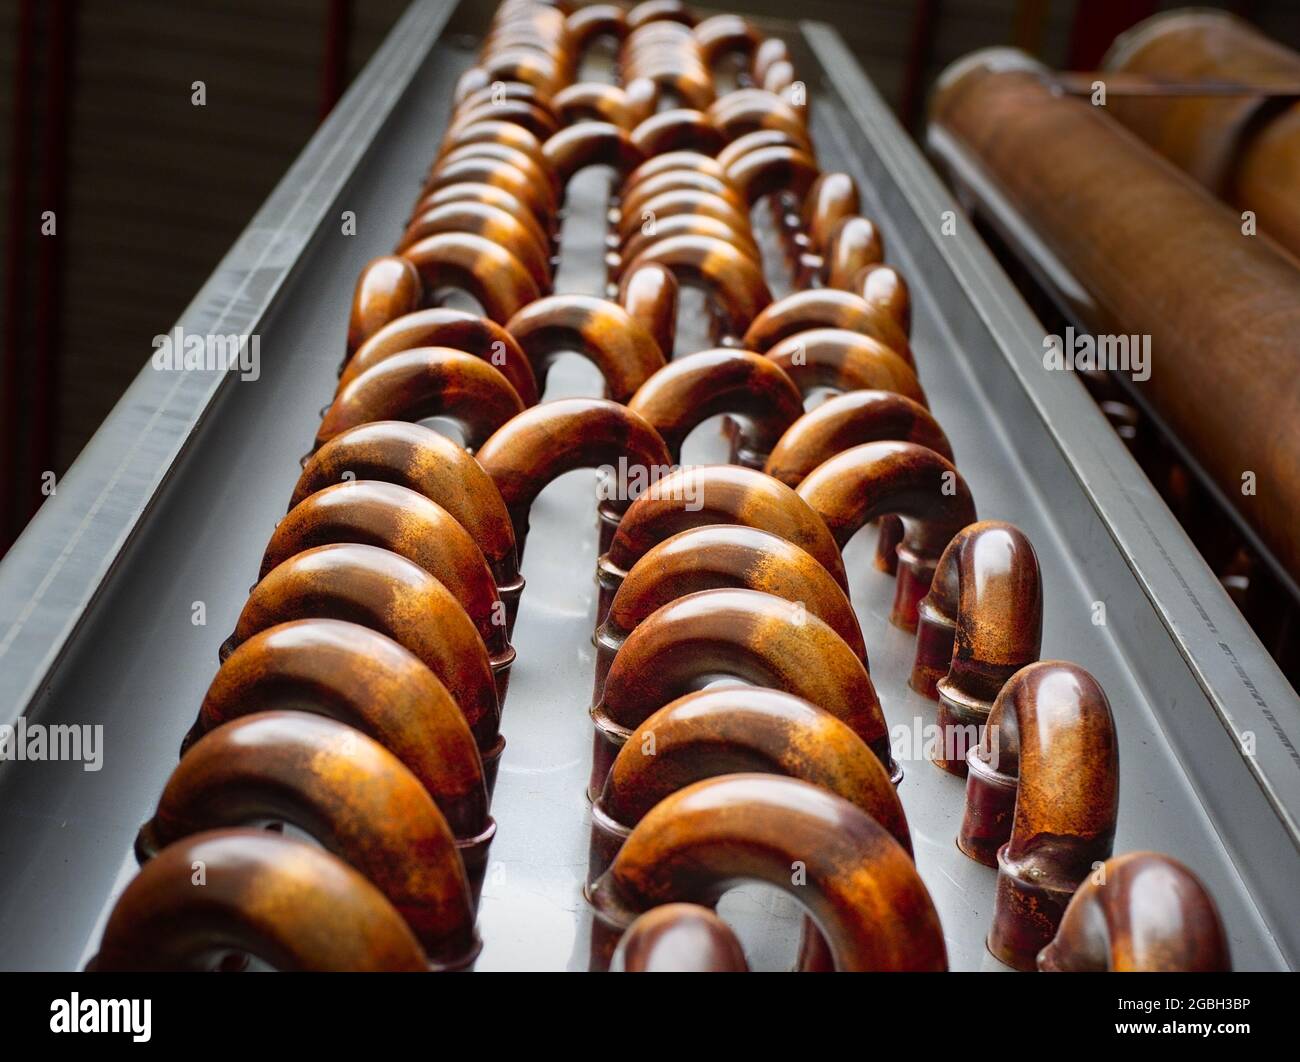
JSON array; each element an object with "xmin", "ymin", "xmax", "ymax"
[
  {"xmin": 765, "ymin": 329, "xmax": 925, "ymax": 405},
  {"xmin": 587, "ymin": 775, "xmax": 946, "ymax": 971},
  {"xmin": 958, "ymin": 661, "xmax": 1120, "ymax": 971},
  {"xmin": 802, "ymin": 172, "xmax": 860, "ymax": 254},
  {"xmin": 554, "ymin": 81, "xmax": 637, "ymax": 129},
  {"xmin": 627, "ymin": 0, "xmax": 696, "ymax": 30},
  {"xmin": 597, "ymin": 463, "xmax": 849, "ymax": 620},
  {"xmin": 347, "ymin": 256, "xmax": 421, "ymax": 355},
  {"xmin": 418, "ymin": 155, "xmax": 555, "ymax": 226},
  {"xmin": 619, "ymin": 233, "xmax": 771, "ymax": 341},
  {"xmin": 619, "ymin": 167, "xmax": 746, "ymax": 221},
  {"xmin": 593, "ymin": 524, "xmax": 866, "ymax": 703},
  {"xmin": 630, "ymin": 107, "xmax": 724, "ymax": 156},
  {"xmin": 433, "ymin": 141, "xmax": 559, "ymax": 208},
  {"xmin": 742, "ymin": 288, "xmax": 912, "ymax": 368},
  {"xmin": 89, "ymin": 829, "xmax": 429, "ymax": 972},
  {"xmin": 615, "ymin": 214, "xmax": 761, "ymax": 281},
  {"xmin": 710, "ymin": 94, "xmax": 811, "ymax": 156},
  {"xmin": 567, "ymin": 3, "xmax": 628, "ymax": 49},
  {"xmin": 440, "ymin": 117, "xmax": 549, "ymax": 173},
  {"xmin": 590, "ymin": 686, "xmax": 905, "ymax": 882},
  {"xmin": 856, "ymin": 262, "xmax": 912, "ymax": 336},
  {"xmin": 796, "ymin": 441, "xmax": 976, "ymax": 631},
  {"xmin": 190, "ymin": 619, "xmax": 492, "ymax": 854},
  {"xmin": 449, "ymin": 88, "xmax": 559, "ymax": 143},
  {"xmin": 626, "ymin": 347, "xmax": 803, "ymax": 465},
  {"xmin": 693, "ymin": 12, "xmax": 760, "ymax": 67},
  {"xmin": 339, "ymin": 306, "xmax": 539, "ymax": 406},
  {"xmin": 291, "ymin": 421, "xmax": 523, "ymax": 634},
  {"xmin": 624, "ymin": 150, "xmax": 727, "ymax": 191},
  {"xmin": 475, "ymin": 397, "xmax": 672, "ymax": 558},
  {"xmin": 724, "ymin": 144, "xmax": 819, "ymax": 208},
  {"xmin": 618, "ymin": 261, "xmax": 679, "ymax": 361},
  {"xmin": 912, "ymin": 521, "xmax": 1043, "ymax": 775},
  {"xmin": 223, "ymin": 543, "xmax": 502, "ymax": 771},
  {"xmin": 397, "ymin": 200, "xmax": 552, "ymax": 293},
  {"xmin": 446, "ymin": 98, "xmax": 560, "ymax": 143},
  {"xmin": 504, "ymin": 294, "xmax": 667, "ymax": 403},
  {"xmin": 614, "ymin": 187, "xmax": 752, "ymax": 245},
  {"xmin": 401, "ymin": 231, "xmax": 542, "ymax": 325},
  {"xmin": 543, "ymin": 121, "xmax": 648, "ymax": 187},
  {"xmin": 825, "ymin": 214, "xmax": 885, "ymax": 290},
  {"xmin": 315, "ymin": 347, "xmax": 524, "ymax": 455},
  {"xmin": 716, "ymin": 128, "xmax": 808, "ymax": 171},
  {"xmin": 753, "ymin": 36, "xmax": 791, "ymax": 85},
  {"xmin": 136, "ymin": 712, "xmax": 480, "ymax": 969},
  {"xmin": 589, "ymin": 587, "xmax": 896, "ymax": 801},
  {"xmin": 260, "ymin": 482, "xmax": 514, "ymax": 703},
  {"xmin": 612, "ymin": 903, "xmax": 749, "ymax": 972},
  {"xmin": 1038, "ymin": 852, "xmax": 1230, "ymax": 972}
]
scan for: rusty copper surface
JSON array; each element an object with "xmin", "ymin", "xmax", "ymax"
[
  {"xmin": 912, "ymin": 520, "xmax": 1043, "ymax": 775},
  {"xmin": 956, "ymin": 661, "xmax": 1120, "ymax": 970},
  {"xmin": 90, "ymin": 829, "xmax": 430, "ymax": 972},
  {"xmin": 1039, "ymin": 852, "xmax": 1231, "ymax": 972},
  {"xmin": 315, "ymin": 347, "xmax": 525, "ymax": 454},
  {"xmin": 612, "ymin": 903, "xmax": 749, "ymax": 971},
  {"xmin": 796, "ymin": 440, "xmax": 976, "ymax": 630},
  {"xmin": 505, "ymin": 293, "xmax": 666, "ymax": 402},
  {"xmin": 587, "ymin": 775, "xmax": 946, "ymax": 971},
  {"xmin": 626, "ymin": 347, "xmax": 802, "ymax": 463},
  {"xmin": 137, "ymin": 711, "xmax": 479, "ymax": 967},
  {"xmin": 589, "ymin": 587, "xmax": 895, "ymax": 801},
  {"xmin": 347, "ymin": 256, "xmax": 421, "ymax": 355}
]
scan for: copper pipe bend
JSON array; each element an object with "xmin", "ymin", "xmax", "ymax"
[
  {"xmin": 796, "ymin": 440, "xmax": 976, "ymax": 630},
  {"xmin": 410, "ymin": 180, "xmax": 552, "ymax": 253},
  {"xmin": 1038, "ymin": 852, "xmax": 1230, "ymax": 972},
  {"xmin": 710, "ymin": 95, "xmax": 811, "ymax": 155},
  {"xmin": 619, "ymin": 262, "xmax": 678, "ymax": 361},
  {"xmin": 440, "ymin": 117, "xmax": 549, "ymax": 172},
  {"xmin": 589, "ymin": 587, "xmax": 895, "ymax": 801},
  {"xmin": 825, "ymin": 215, "xmax": 885, "ymax": 290},
  {"xmin": 397, "ymin": 200, "xmax": 552, "ymax": 292},
  {"xmin": 315, "ymin": 347, "xmax": 525, "ymax": 454},
  {"xmin": 615, "ymin": 215, "xmax": 761, "ymax": 280},
  {"xmin": 419, "ymin": 155, "xmax": 555, "ymax": 224},
  {"xmin": 614, "ymin": 187, "xmax": 752, "ymax": 245},
  {"xmin": 192, "ymin": 619, "xmax": 490, "ymax": 846},
  {"xmin": 446, "ymin": 98, "xmax": 559, "ymax": 144},
  {"xmin": 624, "ymin": 150, "xmax": 727, "ymax": 191},
  {"xmin": 856, "ymin": 262, "xmax": 912, "ymax": 335},
  {"xmin": 598, "ymin": 463, "xmax": 849, "ymax": 618},
  {"xmin": 567, "ymin": 3, "xmax": 628, "ymax": 48},
  {"xmin": 348, "ymin": 256, "xmax": 421, "ymax": 355},
  {"xmin": 89, "ymin": 830, "xmax": 428, "ymax": 972},
  {"xmin": 475, "ymin": 398, "xmax": 672, "ymax": 557},
  {"xmin": 716, "ymin": 128, "xmax": 809, "ymax": 172},
  {"xmin": 627, "ymin": 0, "xmax": 695, "ymax": 30},
  {"xmin": 224, "ymin": 542, "xmax": 501, "ymax": 765},
  {"xmin": 504, "ymin": 294, "xmax": 666, "ymax": 402},
  {"xmin": 612, "ymin": 904, "xmax": 749, "ymax": 972},
  {"xmin": 765, "ymin": 329, "xmax": 925, "ymax": 405},
  {"xmin": 260, "ymin": 482, "xmax": 514, "ymax": 702},
  {"xmin": 619, "ymin": 168, "xmax": 746, "ymax": 221},
  {"xmin": 724, "ymin": 144, "xmax": 819, "ymax": 207},
  {"xmin": 137, "ymin": 712, "xmax": 480, "ymax": 969},
  {"xmin": 911, "ymin": 520, "xmax": 1043, "ymax": 775},
  {"xmin": 630, "ymin": 108, "xmax": 724, "ymax": 156},
  {"xmin": 291, "ymin": 422, "xmax": 523, "ymax": 632},
  {"xmin": 742, "ymin": 288, "xmax": 912, "ymax": 367},
  {"xmin": 957, "ymin": 661, "xmax": 1120, "ymax": 970},
  {"xmin": 433, "ymin": 141, "xmax": 559, "ymax": 205},
  {"xmin": 587, "ymin": 775, "xmax": 946, "ymax": 971},
  {"xmin": 593, "ymin": 524, "xmax": 866, "ymax": 703},
  {"xmin": 692, "ymin": 13, "xmax": 761, "ymax": 68},
  {"xmin": 626, "ymin": 347, "xmax": 803, "ymax": 465},
  {"xmin": 554, "ymin": 82, "xmax": 636, "ymax": 129},
  {"xmin": 802, "ymin": 172, "xmax": 860, "ymax": 253},
  {"xmin": 401, "ymin": 232, "xmax": 542, "ymax": 325},
  {"xmin": 543, "ymin": 121, "xmax": 648, "ymax": 186},
  {"xmin": 340, "ymin": 307, "xmax": 539, "ymax": 406}
]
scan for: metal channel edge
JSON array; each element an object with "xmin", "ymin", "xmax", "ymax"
[
  {"xmin": 800, "ymin": 23, "xmax": 1300, "ymax": 964},
  {"xmin": 0, "ymin": 0, "xmax": 457, "ymax": 729}
]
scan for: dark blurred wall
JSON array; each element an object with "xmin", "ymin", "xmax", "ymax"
[{"xmin": 0, "ymin": 0, "xmax": 1296, "ymax": 552}]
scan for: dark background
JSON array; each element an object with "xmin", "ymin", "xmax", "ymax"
[{"xmin": 1, "ymin": 0, "xmax": 1297, "ymax": 553}]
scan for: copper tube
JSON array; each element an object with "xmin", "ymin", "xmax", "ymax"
[
  {"xmin": 442, "ymin": 116, "xmax": 551, "ymax": 172},
  {"xmin": 742, "ymin": 288, "xmax": 912, "ymax": 367},
  {"xmin": 401, "ymin": 232, "xmax": 542, "ymax": 325},
  {"xmin": 291, "ymin": 422, "xmax": 523, "ymax": 632},
  {"xmin": 627, "ymin": 0, "xmax": 695, "ymax": 30},
  {"xmin": 315, "ymin": 347, "xmax": 525, "ymax": 454},
  {"xmin": 716, "ymin": 128, "xmax": 807, "ymax": 171},
  {"xmin": 475, "ymin": 397, "xmax": 672, "ymax": 557},
  {"xmin": 763, "ymin": 59, "xmax": 797, "ymax": 96},
  {"xmin": 624, "ymin": 150, "xmax": 726, "ymax": 190},
  {"xmin": 419, "ymin": 155, "xmax": 556, "ymax": 222},
  {"xmin": 619, "ymin": 233, "xmax": 771, "ymax": 339},
  {"xmin": 957, "ymin": 661, "xmax": 1120, "ymax": 970},
  {"xmin": 136, "ymin": 712, "xmax": 479, "ymax": 968},
  {"xmin": 89, "ymin": 829, "xmax": 429, "ymax": 972},
  {"xmin": 824, "ymin": 215, "xmax": 884, "ymax": 289},
  {"xmin": 587, "ymin": 775, "xmax": 946, "ymax": 971},
  {"xmin": 504, "ymin": 294, "xmax": 666, "ymax": 402},
  {"xmin": 930, "ymin": 49, "xmax": 1300, "ymax": 585},
  {"xmin": 765, "ymin": 390, "xmax": 951, "ymax": 488},
  {"xmin": 1038, "ymin": 852, "xmax": 1231, "ymax": 972},
  {"xmin": 753, "ymin": 37, "xmax": 791, "ymax": 84},
  {"xmin": 259, "ymin": 482, "xmax": 513, "ymax": 704},
  {"xmin": 710, "ymin": 94, "xmax": 811, "ymax": 154},
  {"xmin": 724, "ymin": 144, "xmax": 819, "ymax": 207},
  {"xmin": 409, "ymin": 181, "xmax": 552, "ymax": 253},
  {"xmin": 619, "ymin": 262, "xmax": 678, "ymax": 360},
  {"xmin": 190, "ymin": 619, "xmax": 491, "ymax": 846},
  {"xmin": 626, "ymin": 347, "xmax": 803, "ymax": 464},
  {"xmin": 446, "ymin": 98, "xmax": 559, "ymax": 143},
  {"xmin": 616, "ymin": 214, "xmax": 761, "ymax": 279},
  {"xmin": 598, "ymin": 463, "xmax": 849, "ymax": 620},
  {"xmin": 618, "ymin": 167, "xmax": 747, "ymax": 220},
  {"xmin": 590, "ymin": 686, "xmax": 904, "ymax": 882},
  {"xmin": 692, "ymin": 13, "xmax": 760, "ymax": 66},
  {"xmin": 397, "ymin": 201, "xmax": 552, "ymax": 292},
  {"xmin": 452, "ymin": 85, "xmax": 559, "ymax": 134},
  {"xmin": 612, "ymin": 903, "xmax": 748, "ymax": 972},
  {"xmin": 911, "ymin": 520, "xmax": 1043, "ymax": 775},
  {"xmin": 224, "ymin": 543, "xmax": 501, "ymax": 764},
  {"xmin": 630, "ymin": 108, "xmax": 724, "ymax": 156},
  {"xmin": 434, "ymin": 141, "xmax": 559, "ymax": 205},
  {"xmin": 614, "ymin": 187, "xmax": 752, "ymax": 244},
  {"xmin": 543, "ymin": 121, "xmax": 648, "ymax": 186},
  {"xmin": 856, "ymin": 262, "xmax": 912, "ymax": 335},
  {"xmin": 347, "ymin": 256, "xmax": 421, "ymax": 355},
  {"xmin": 589, "ymin": 587, "xmax": 896, "ymax": 801},
  {"xmin": 554, "ymin": 82, "xmax": 636, "ymax": 129},
  {"xmin": 339, "ymin": 306, "xmax": 539, "ymax": 406},
  {"xmin": 802, "ymin": 172, "xmax": 860, "ymax": 253},
  {"xmin": 567, "ymin": 3, "xmax": 627, "ymax": 49},
  {"xmin": 593, "ymin": 524, "xmax": 866, "ymax": 702},
  {"xmin": 796, "ymin": 440, "xmax": 976, "ymax": 630},
  {"xmin": 764, "ymin": 329, "xmax": 925, "ymax": 404}
]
